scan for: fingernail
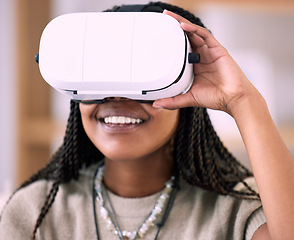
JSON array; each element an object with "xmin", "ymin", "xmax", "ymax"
[
  {"xmin": 163, "ymin": 9, "xmax": 173, "ymax": 14},
  {"xmin": 152, "ymin": 103, "xmax": 164, "ymax": 109}
]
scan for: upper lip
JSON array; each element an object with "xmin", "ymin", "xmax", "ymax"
[{"xmin": 95, "ymin": 102, "xmax": 149, "ymax": 122}]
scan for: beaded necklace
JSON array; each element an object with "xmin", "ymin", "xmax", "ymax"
[{"xmin": 92, "ymin": 166, "xmax": 178, "ymax": 240}]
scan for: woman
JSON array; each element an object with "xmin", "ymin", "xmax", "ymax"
[{"xmin": 1, "ymin": 2, "xmax": 293, "ymax": 240}]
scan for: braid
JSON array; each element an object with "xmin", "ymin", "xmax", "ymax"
[
  {"xmin": 31, "ymin": 180, "xmax": 60, "ymax": 240},
  {"xmin": 175, "ymin": 107, "xmax": 259, "ymax": 199},
  {"xmin": 18, "ymin": 101, "xmax": 104, "ymax": 239}
]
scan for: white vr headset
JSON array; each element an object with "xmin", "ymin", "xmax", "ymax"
[{"xmin": 36, "ymin": 12, "xmax": 200, "ymax": 103}]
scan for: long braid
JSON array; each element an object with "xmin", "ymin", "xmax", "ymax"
[
  {"xmin": 23, "ymin": 101, "xmax": 103, "ymax": 239},
  {"xmin": 4, "ymin": 2, "xmax": 260, "ymax": 237},
  {"xmin": 29, "ymin": 102, "xmax": 78, "ymax": 239},
  {"xmin": 175, "ymin": 107, "xmax": 259, "ymax": 199},
  {"xmin": 203, "ymin": 110, "xmax": 258, "ymax": 197},
  {"xmin": 31, "ymin": 180, "xmax": 60, "ymax": 240}
]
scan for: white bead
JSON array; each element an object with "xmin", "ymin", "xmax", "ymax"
[
  {"xmin": 100, "ymin": 207, "xmax": 108, "ymax": 217},
  {"xmin": 106, "ymin": 219, "xmax": 112, "ymax": 225},
  {"xmin": 154, "ymin": 205, "xmax": 162, "ymax": 213},
  {"xmin": 129, "ymin": 231, "xmax": 137, "ymax": 240},
  {"xmin": 148, "ymin": 215, "xmax": 156, "ymax": 222}
]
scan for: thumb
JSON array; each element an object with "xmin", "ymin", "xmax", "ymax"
[{"xmin": 152, "ymin": 93, "xmax": 196, "ymax": 110}]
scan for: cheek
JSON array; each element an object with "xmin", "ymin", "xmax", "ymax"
[
  {"xmin": 79, "ymin": 103, "xmax": 100, "ymax": 142},
  {"xmin": 152, "ymin": 110, "xmax": 179, "ymax": 143}
]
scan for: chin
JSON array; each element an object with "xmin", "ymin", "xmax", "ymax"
[
  {"xmin": 102, "ymin": 150, "xmax": 150, "ymax": 162},
  {"xmin": 99, "ymin": 143, "xmax": 166, "ymax": 163}
]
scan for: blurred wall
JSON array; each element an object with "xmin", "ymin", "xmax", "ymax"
[
  {"xmin": 198, "ymin": 4, "xmax": 294, "ymax": 125},
  {"xmin": 51, "ymin": 0, "xmax": 151, "ymax": 15},
  {"xmin": 0, "ymin": 0, "xmax": 16, "ymax": 193}
]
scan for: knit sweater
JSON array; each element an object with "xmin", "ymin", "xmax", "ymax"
[{"xmin": 0, "ymin": 164, "xmax": 266, "ymax": 240}]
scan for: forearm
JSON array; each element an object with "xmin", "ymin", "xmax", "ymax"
[{"xmin": 231, "ymin": 91, "xmax": 294, "ymax": 239}]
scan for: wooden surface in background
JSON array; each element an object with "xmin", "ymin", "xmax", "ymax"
[
  {"xmin": 15, "ymin": 0, "xmax": 52, "ymax": 186},
  {"xmin": 169, "ymin": 0, "xmax": 294, "ymax": 13}
]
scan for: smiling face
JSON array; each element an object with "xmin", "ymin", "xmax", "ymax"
[{"xmin": 79, "ymin": 99, "xmax": 179, "ymax": 162}]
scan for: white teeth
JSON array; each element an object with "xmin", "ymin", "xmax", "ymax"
[{"xmin": 104, "ymin": 116, "xmax": 143, "ymax": 124}]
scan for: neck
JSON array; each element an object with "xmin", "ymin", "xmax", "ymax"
[{"xmin": 103, "ymin": 152, "xmax": 174, "ymax": 198}]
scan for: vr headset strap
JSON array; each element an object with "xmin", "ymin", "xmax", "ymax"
[
  {"xmin": 116, "ymin": 5, "xmax": 146, "ymax": 12},
  {"xmin": 116, "ymin": 4, "xmax": 164, "ymax": 13}
]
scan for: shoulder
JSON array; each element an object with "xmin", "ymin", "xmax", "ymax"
[
  {"xmin": 170, "ymin": 177, "xmax": 266, "ymax": 240},
  {"xmin": 0, "ymin": 180, "xmax": 50, "ymax": 239},
  {"xmin": 0, "ymin": 163, "xmax": 98, "ymax": 239},
  {"xmin": 1, "ymin": 179, "xmax": 51, "ymax": 218},
  {"xmin": 1, "ymin": 163, "xmax": 97, "ymax": 216}
]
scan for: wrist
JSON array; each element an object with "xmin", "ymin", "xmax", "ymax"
[{"xmin": 227, "ymin": 87, "xmax": 267, "ymax": 121}]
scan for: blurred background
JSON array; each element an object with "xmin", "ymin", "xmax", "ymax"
[{"xmin": 1, "ymin": 0, "xmax": 293, "ymax": 209}]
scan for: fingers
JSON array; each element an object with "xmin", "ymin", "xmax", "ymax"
[
  {"xmin": 163, "ymin": 9, "xmax": 191, "ymax": 25},
  {"xmin": 163, "ymin": 10, "xmax": 220, "ymax": 49},
  {"xmin": 181, "ymin": 22, "xmax": 220, "ymax": 49}
]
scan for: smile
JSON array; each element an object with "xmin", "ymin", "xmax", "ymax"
[{"xmin": 103, "ymin": 116, "xmax": 143, "ymax": 124}]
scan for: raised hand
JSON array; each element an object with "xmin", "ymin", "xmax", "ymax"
[{"xmin": 153, "ymin": 10, "xmax": 258, "ymax": 116}]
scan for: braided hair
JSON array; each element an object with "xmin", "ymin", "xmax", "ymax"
[{"xmin": 8, "ymin": 2, "xmax": 259, "ymax": 239}]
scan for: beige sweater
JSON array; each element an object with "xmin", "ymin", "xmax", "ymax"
[{"xmin": 0, "ymin": 164, "xmax": 266, "ymax": 240}]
